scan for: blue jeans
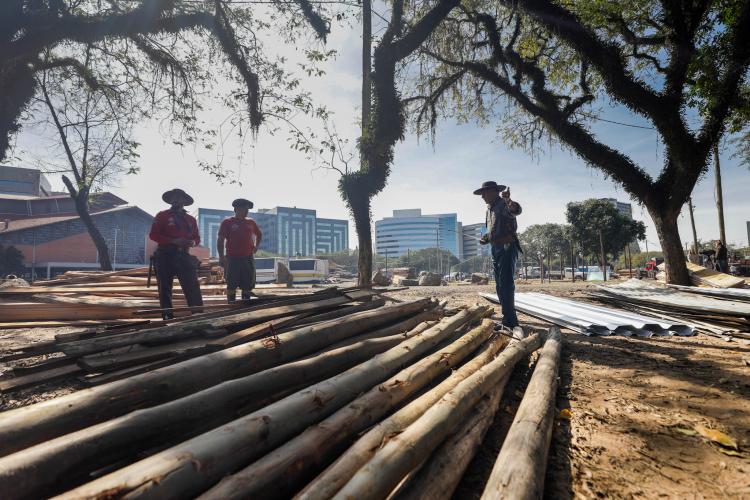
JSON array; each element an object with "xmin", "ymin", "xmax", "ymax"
[{"xmin": 492, "ymin": 242, "xmax": 519, "ymax": 328}]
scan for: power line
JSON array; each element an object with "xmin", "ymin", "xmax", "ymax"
[{"xmin": 581, "ymin": 113, "xmax": 655, "ymax": 130}]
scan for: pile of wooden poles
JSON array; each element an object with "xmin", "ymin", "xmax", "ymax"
[
  {"xmin": 0, "ymin": 286, "xmax": 563, "ymax": 499},
  {"xmin": 0, "ymin": 287, "xmax": 391, "ymax": 392},
  {"xmin": 0, "ymin": 261, "xmax": 234, "ymax": 327}
]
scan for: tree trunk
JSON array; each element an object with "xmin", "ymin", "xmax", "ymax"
[
  {"xmin": 650, "ymin": 207, "xmax": 690, "ymax": 285},
  {"xmin": 58, "ymin": 307, "xmax": 487, "ymax": 499},
  {"xmin": 349, "ymin": 195, "xmax": 373, "ymax": 287},
  {"xmin": 61, "ymin": 177, "xmax": 112, "ymax": 271}
]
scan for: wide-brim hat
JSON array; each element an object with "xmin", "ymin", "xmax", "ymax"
[
  {"xmin": 473, "ymin": 181, "xmax": 507, "ymax": 195},
  {"xmin": 162, "ymin": 188, "xmax": 194, "ymax": 206},
  {"xmin": 232, "ymin": 198, "xmax": 254, "ymax": 209}
]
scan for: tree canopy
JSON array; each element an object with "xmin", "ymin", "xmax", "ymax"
[
  {"xmin": 566, "ymin": 199, "xmax": 646, "ymax": 262},
  {"xmin": 1, "ymin": 0, "xmax": 334, "ymax": 169},
  {"xmin": 405, "ymin": 0, "xmax": 750, "ymax": 284}
]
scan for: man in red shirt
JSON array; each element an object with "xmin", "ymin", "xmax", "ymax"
[
  {"xmin": 149, "ymin": 188, "xmax": 204, "ymax": 318},
  {"xmin": 217, "ymin": 198, "xmax": 263, "ymax": 302}
]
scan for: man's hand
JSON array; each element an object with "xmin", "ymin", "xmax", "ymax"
[
  {"xmin": 252, "ymin": 247, "xmax": 259, "ymax": 255},
  {"xmin": 219, "ymin": 255, "xmax": 227, "ymax": 268},
  {"xmin": 502, "ymin": 187, "xmax": 511, "ymax": 203},
  {"xmin": 172, "ymin": 237, "xmax": 193, "ymax": 248},
  {"xmin": 479, "ymin": 234, "xmax": 489, "ymax": 245}
]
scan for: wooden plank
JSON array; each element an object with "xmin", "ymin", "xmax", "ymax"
[
  {"xmin": 685, "ymin": 261, "xmax": 745, "ymax": 288},
  {"xmin": 78, "ymin": 339, "xmax": 211, "ymax": 372},
  {"xmin": 0, "ymin": 364, "xmax": 81, "ymax": 393}
]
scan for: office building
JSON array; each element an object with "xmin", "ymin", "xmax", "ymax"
[
  {"xmin": 600, "ymin": 198, "xmax": 634, "ymax": 219},
  {"xmin": 462, "ymin": 222, "xmax": 490, "ymax": 259},
  {"xmin": 196, "ymin": 206, "xmax": 348, "ymax": 257},
  {"xmin": 375, "ymin": 209, "xmax": 462, "ymax": 259},
  {"xmin": 0, "ymin": 166, "xmax": 54, "ymax": 198}
]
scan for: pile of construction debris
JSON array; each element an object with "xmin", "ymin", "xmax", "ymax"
[{"xmin": 0, "ymin": 287, "xmax": 561, "ymax": 499}]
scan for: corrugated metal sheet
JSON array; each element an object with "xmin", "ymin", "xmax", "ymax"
[
  {"xmin": 666, "ymin": 283, "xmax": 750, "ymax": 302},
  {"xmin": 480, "ymin": 292, "xmax": 694, "ymax": 337},
  {"xmin": 596, "ymin": 279, "xmax": 750, "ymax": 317}
]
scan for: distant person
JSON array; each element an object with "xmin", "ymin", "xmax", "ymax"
[
  {"xmin": 687, "ymin": 247, "xmax": 699, "ymax": 264},
  {"xmin": 715, "ymin": 240, "xmax": 729, "ymax": 273},
  {"xmin": 217, "ymin": 198, "xmax": 263, "ymax": 302},
  {"xmin": 149, "ymin": 188, "xmax": 203, "ymax": 319},
  {"xmin": 475, "ymin": 181, "xmax": 522, "ymax": 329}
]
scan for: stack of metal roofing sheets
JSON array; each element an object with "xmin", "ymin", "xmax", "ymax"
[
  {"xmin": 666, "ymin": 283, "xmax": 750, "ymax": 302},
  {"xmin": 588, "ymin": 279, "xmax": 750, "ymax": 340},
  {"xmin": 480, "ymin": 292, "xmax": 694, "ymax": 337}
]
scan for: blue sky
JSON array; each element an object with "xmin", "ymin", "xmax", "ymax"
[{"xmin": 13, "ymin": 11, "xmax": 750, "ymax": 250}]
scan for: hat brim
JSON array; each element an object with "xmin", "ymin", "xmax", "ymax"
[
  {"xmin": 232, "ymin": 199, "xmax": 254, "ymax": 209},
  {"xmin": 162, "ymin": 190, "xmax": 194, "ymax": 206},
  {"xmin": 473, "ymin": 184, "xmax": 506, "ymax": 195}
]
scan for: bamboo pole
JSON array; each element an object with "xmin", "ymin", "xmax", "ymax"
[
  {"xmin": 56, "ymin": 306, "xmax": 488, "ymax": 499},
  {"xmin": 0, "ymin": 298, "xmax": 432, "ymax": 457},
  {"xmin": 0, "ymin": 318, "xmax": 438, "ymax": 499},
  {"xmin": 480, "ymin": 327, "xmax": 562, "ymax": 500},
  {"xmin": 295, "ymin": 332, "xmax": 511, "ymax": 500},
  {"xmin": 332, "ymin": 331, "xmax": 545, "ymax": 500},
  {"xmin": 199, "ymin": 319, "xmax": 497, "ymax": 500}
]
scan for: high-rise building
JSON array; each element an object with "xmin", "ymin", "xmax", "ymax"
[
  {"xmin": 196, "ymin": 206, "xmax": 348, "ymax": 257},
  {"xmin": 316, "ymin": 218, "xmax": 349, "ymax": 254},
  {"xmin": 462, "ymin": 223, "xmax": 490, "ymax": 259},
  {"xmin": 375, "ymin": 209, "xmax": 462, "ymax": 259},
  {"xmin": 600, "ymin": 198, "xmax": 634, "ymax": 219}
]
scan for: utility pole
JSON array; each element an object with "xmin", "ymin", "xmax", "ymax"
[
  {"xmin": 598, "ymin": 229, "xmax": 607, "ymax": 282},
  {"xmin": 688, "ymin": 197, "xmax": 699, "ymax": 254},
  {"xmin": 714, "ymin": 144, "xmax": 727, "ymax": 244},
  {"xmin": 361, "ymin": 0, "xmax": 372, "ymax": 136}
]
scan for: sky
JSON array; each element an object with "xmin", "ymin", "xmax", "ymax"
[{"xmin": 11, "ymin": 8, "xmax": 750, "ymax": 251}]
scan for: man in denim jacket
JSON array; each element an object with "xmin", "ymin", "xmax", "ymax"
[{"xmin": 475, "ymin": 181, "xmax": 522, "ymax": 328}]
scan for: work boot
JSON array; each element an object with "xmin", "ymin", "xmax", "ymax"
[{"xmin": 227, "ymin": 292, "xmax": 237, "ymax": 304}]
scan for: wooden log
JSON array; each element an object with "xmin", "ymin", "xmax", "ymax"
[
  {"xmin": 55, "ymin": 306, "xmax": 485, "ymax": 499},
  {"xmin": 393, "ymin": 371, "xmax": 507, "ymax": 500},
  {"xmin": 56, "ymin": 295, "xmax": 351, "ymax": 357},
  {"xmin": 0, "ymin": 320, "xmax": 438, "ymax": 499},
  {"xmin": 295, "ymin": 332, "xmax": 510, "ymax": 500},
  {"xmin": 199, "ymin": 319, "xmax": 497, "ymax": 500},
  {"xmin": 331, "ymin": 331, "xmax": 546, "ymax": 500},
  {"xmin": 0, "ymin": 298, "xmax": 431, "ymax": 457},
  {"xmin": 77, "ymin": 339, "xmax": 210, "ymax": 372},
  {"xmin": 481, "ymin": 327, "xmax": 562, "ymax": 500},
  {"xmin": 289, "ymin": 298, "xmax": 386, "ymax": 327}
]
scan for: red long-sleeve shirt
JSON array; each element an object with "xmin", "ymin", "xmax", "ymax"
[{"xmin": 149, "ymin": 209, "xmax": 201, "ymax": 248}]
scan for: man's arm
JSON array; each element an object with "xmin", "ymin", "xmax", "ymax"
[
  {"xmin": 149, "ymin": 213, "xmax": 173, "ymax": 245},
  {"xmin": 217, "ymin": 235, "xmax": 227, "ymax": 266}
]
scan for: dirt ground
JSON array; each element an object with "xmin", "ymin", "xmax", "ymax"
[
  {"xmin": 389, "ymin": 281, "xmax": 750, "ymax": 499},
  {"xmin": 1, "ymin": 280, "xmax": 748, "ymax": 499}
]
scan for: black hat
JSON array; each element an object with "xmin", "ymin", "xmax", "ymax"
[
  {"xmin": 473, "ymin": 181, "xmax": 506, "ymax": 195},
  {"xmin": 232, "ymin": 198, "xmax": 254, "ymax": 209},
  {"xmin": 162, "ymin": 188, "xmax": 194, "ymax": 206}
]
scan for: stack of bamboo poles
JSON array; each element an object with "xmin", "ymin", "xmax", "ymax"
[
  {"xmin": 0, "ymin": 293, "xmax": 563, "ymax": 499},
  {"xmin": 0, "ymin": 288, "xmax": 401, "ymax": 392}
]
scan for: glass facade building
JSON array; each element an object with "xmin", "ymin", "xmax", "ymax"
[
  {"xmin": 197, "ymin": 206, "xmax": 348, "ymax": 257},
  {"xmin": 375, "ymin": 209, "xmax": 462, "ymax": 259},
  {"xmin": 462, "ymin": 222, "xmax": 490, "ymax": 259}
]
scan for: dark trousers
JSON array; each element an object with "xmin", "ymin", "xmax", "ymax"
[
  {"xmin": 716, "ymin": 259, "xmax": 729, "ymax": 273},
  {"xmin": 492, "ymin": 242, "xmax": 519, "ymax": 328},
  {"xmin": 155, "ymin": 249, "xmax": 204, "ymax": 318}
]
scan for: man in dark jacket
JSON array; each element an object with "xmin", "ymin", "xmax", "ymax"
[
  {"xmin": 476, "ymin": 181, "xmax": 522, "ymax": 328},
  {"xmin": 715, "ymin": 240, "xmax": 729, "ymax": 273}
]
